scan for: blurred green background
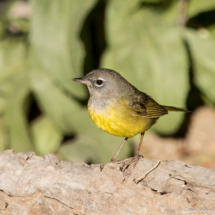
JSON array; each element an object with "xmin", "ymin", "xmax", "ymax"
[{"xmin": 0, "ymin": 0, "xmax": 215, "ymax": 164}]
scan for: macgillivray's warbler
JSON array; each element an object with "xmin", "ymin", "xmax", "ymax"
[{"xmin": 73, "ymin": 68, "xmax": 190, "ymax": 164}]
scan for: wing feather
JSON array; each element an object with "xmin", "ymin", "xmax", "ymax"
[{"xmin": 129, "ymin": 93, "xmax": 167, "ymax": 118}]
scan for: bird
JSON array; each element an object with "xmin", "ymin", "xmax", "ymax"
[{"xmin": 72, "ymin": 68, "xmax": 190, "ymax": 164}]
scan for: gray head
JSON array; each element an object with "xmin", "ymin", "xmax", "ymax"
[{"xmin": 72, "ymin": 68, "xmax": 135, "ymax": 99}]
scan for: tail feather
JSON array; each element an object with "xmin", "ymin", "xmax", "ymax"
[{"xmin": 162, "ymin": 105, "xmax": 191, "ymax": 113}]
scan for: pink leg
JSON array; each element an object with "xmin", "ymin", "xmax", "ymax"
[
  {"xmin": 111, "ymin": 137, "xmax": 128, "ymax": 162},
  {"xmin": 135, "ymin": 132, "xmax": 145, "ymax": 157}
]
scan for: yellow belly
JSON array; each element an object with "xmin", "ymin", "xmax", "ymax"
[{"xmin": 88, "ymin": 101, "xmax": 157, "ymax": 138}]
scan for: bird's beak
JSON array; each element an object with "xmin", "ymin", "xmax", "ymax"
[{"xmin": 72, "ymin": 78, "xmax": 91, "ymax": 86}]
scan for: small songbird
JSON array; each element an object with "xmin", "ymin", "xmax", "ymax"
[{"xmin": 73, "ymin": 68, "xmax": 189, "ymax": 163}]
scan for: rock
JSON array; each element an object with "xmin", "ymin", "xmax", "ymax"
[{"xmin": 0, "ymin": 150, "xmax": 214, "ymax": 214}]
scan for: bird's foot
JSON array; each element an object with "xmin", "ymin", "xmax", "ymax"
[
  {"xmin": 133, "ymin": 154, "xmax": 144, "ymax": 167},
  {"xmin": 118, "ymin": 155, "xmax": 144, "ymax": 172},
  {"xmin": 111, "ymin": 158, "xmax": 116, "ymax": 163},
  {"xmin": 127, "ymin": 154, "xmax": 143, "ymax": 169},
  {"xmin": 108, "ymin": 155, "xmax": 144, "ymax": 172}
]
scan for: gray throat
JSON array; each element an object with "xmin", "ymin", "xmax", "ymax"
[{"xmin": 88, "ymin": 95, "xmax": 116, "ymax": 112}]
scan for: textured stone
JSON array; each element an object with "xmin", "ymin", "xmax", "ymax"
[{"xmin": 0, "ymin": 150, "xmax": 215, "ymax": 214}]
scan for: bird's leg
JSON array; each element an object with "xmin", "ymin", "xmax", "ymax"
[
  {"xmin": 135, "ymin": 132, "xmax": 145, "ymax": 159},
  {"xmin": 111, "ymin": 137, "xmax": 128, "ymax": 162},
  {"xmin": 129, "ymin": 132, "xmax": 145, "ymax": 168},
  {"xmin": 119, "ymin": 132, "xmax": 145, "ymax": 171}
]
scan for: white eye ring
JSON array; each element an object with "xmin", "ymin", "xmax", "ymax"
[{"xmin": 95, "ymin": 78, "xmax": 104, "ymax": 87}]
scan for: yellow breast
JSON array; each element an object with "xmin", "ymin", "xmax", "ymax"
[{"xmin": 88, "ymin": 99, "xmax": 156, "ymax": 138}]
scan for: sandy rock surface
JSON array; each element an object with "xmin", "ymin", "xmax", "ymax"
[{"xmin": 0, "ymin": 150, "xmax": 215, "ymax": 215}]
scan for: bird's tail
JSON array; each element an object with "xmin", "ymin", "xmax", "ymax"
[{"xmin": 162, "ymin": 105, "xmax": 191, "ymax": 113}]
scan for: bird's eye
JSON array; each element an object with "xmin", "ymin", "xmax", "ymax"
[{"xmin": 95, "ymin": 79, "xmax": 104, "ymax": 87}]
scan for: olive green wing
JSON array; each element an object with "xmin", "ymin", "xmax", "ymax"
[{"xmin": 129, "ymin": 94, "xmax": 168, "ymax": 118}]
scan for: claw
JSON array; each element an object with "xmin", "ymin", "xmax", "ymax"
[{"xmin": 119, "ymin": 155, "xmax": 144, "ymax": 172}]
